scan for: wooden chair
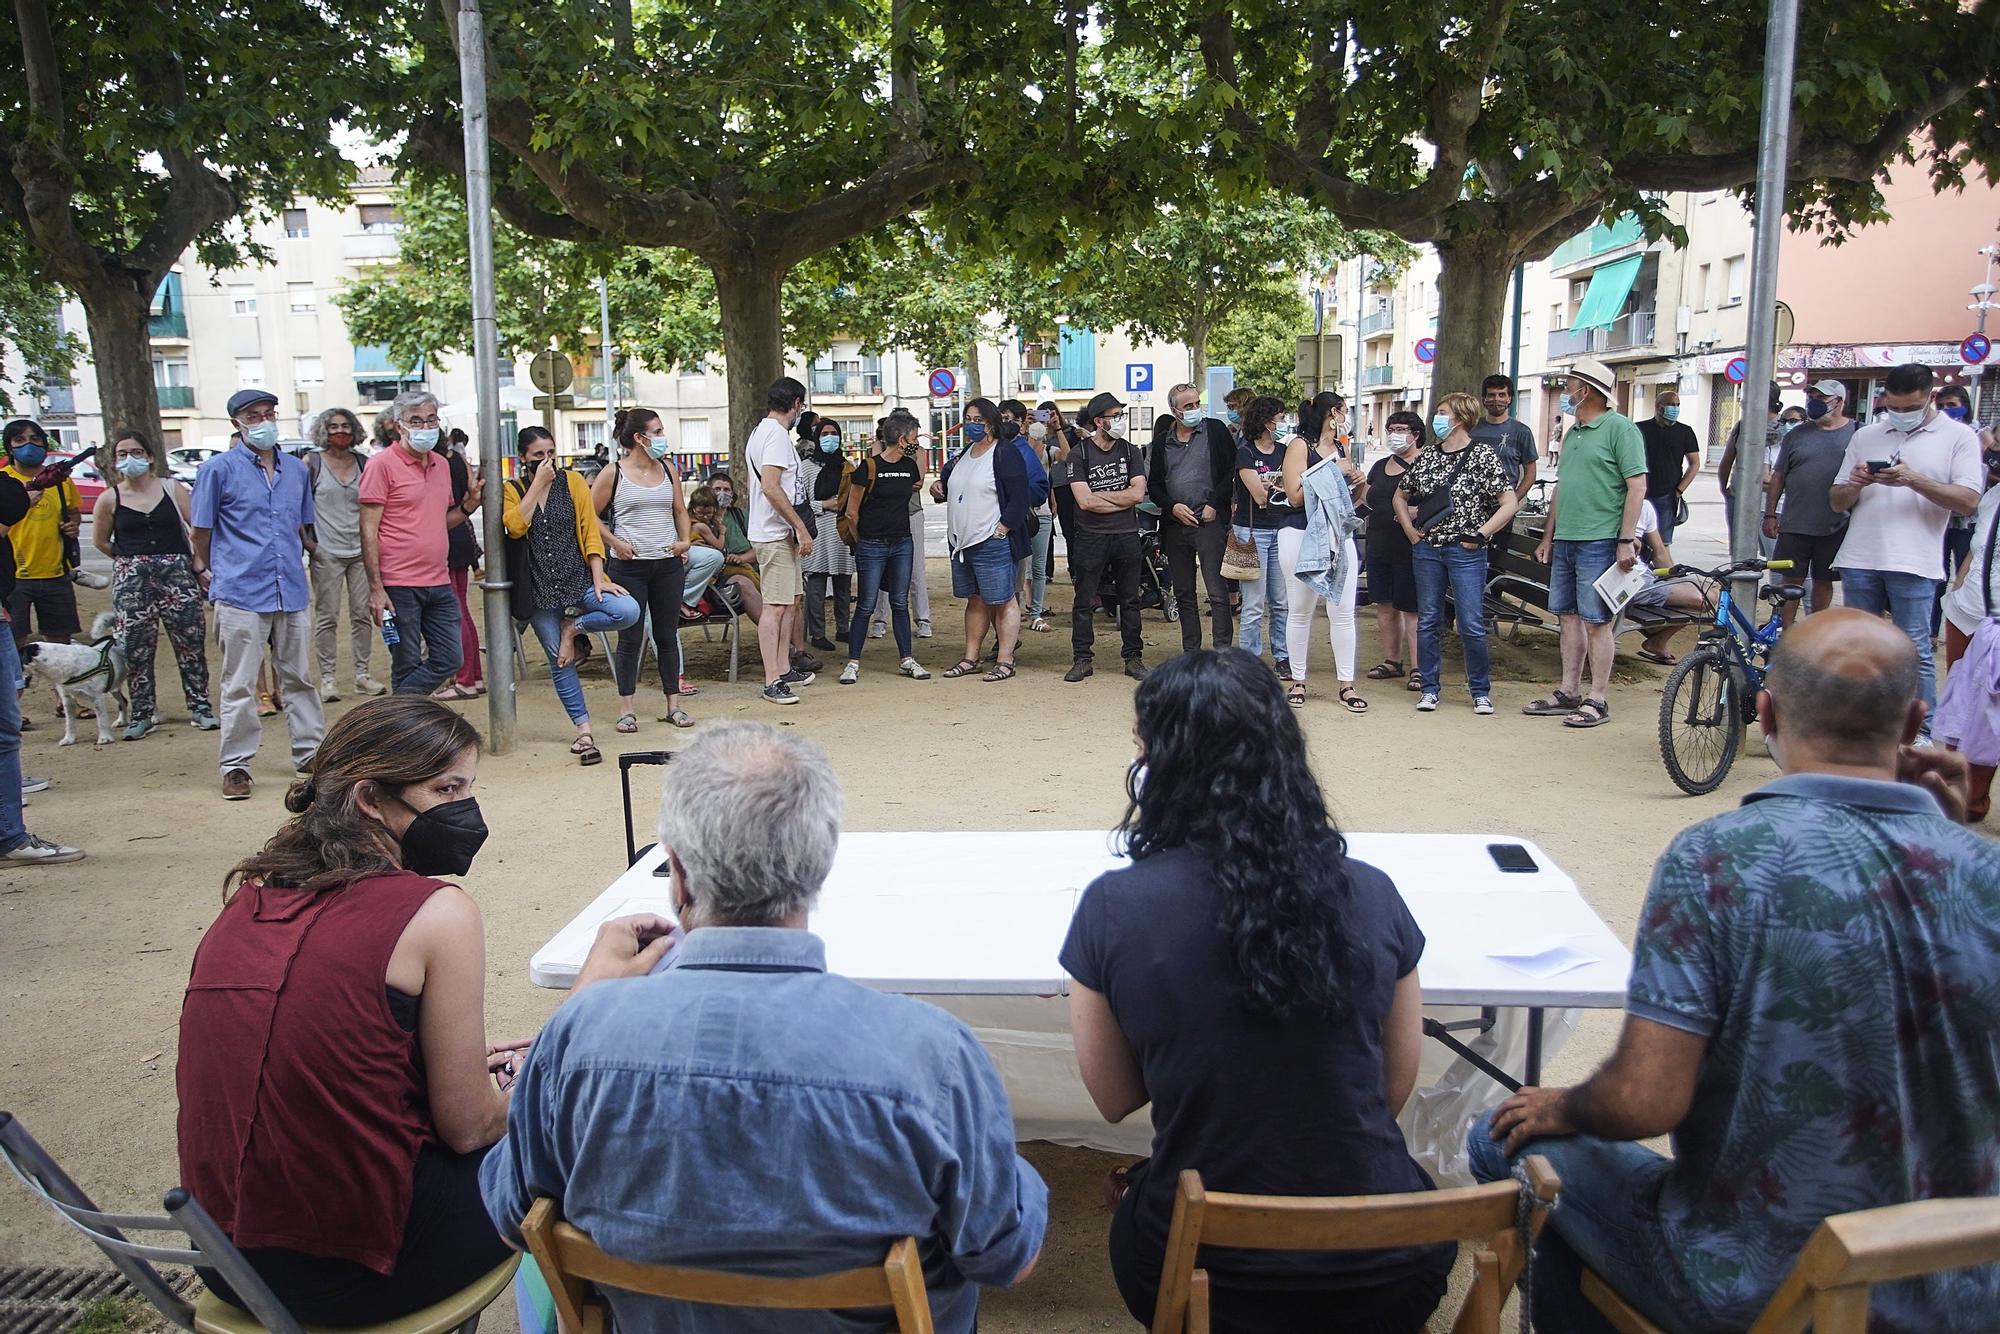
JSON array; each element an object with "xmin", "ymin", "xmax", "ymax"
[
  {"xmin": 520, "ymin": 1198, "xmax": 934, "ymax": 1333},
  {"xmin": 1148, "ymin": 1157, "xmax": 1561, "ymax": 1334},
  {"xmin": 1583, "ymin": 1197, "xmax": 2000, "ymax": 1334}
]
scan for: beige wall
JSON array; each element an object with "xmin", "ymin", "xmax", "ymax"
[{"xmin": 1779, "ymin": 163, "xmax": 2000, "ymax": 344}]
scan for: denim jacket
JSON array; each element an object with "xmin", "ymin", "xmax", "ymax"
[{"xmin": 1294, "ymin": 454, "xmax": 1363, "ymax": 599}]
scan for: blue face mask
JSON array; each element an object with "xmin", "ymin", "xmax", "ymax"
[
  {"xmin": 1943, "ymin": 404, "xmax": 1970, "ymax": 423},
  {"xmin": 645, "ymin": 434, "xmax": 671, "ymax": 459},
  {"xmin": 1179, "ymin": 408, "xmax": 1203, "ymax": 427},
  {"xmin": 1431, "ymin": 415, "xmax": 1452, "ymax": 439},
  {"xmin": 11, "ymin": 443, "xmax": 48, "ymax": 469},
  {"xmin": 818, "ymin": 434, "xmax": 841, "ymax": 454},
  {"xmin": 243, "ymin": 422, "xmax": 280, "ymax": 451},
  {"xmin": 115, "ymin": 454, "xmax": 152, "ymax": 478},
  {"xmin": 1804, "ymin": 398, "xmax": 1830, "ymax": 421},
  {"xmin": 962, "ymin": 422, "xmax": 988, "ymax": 444},
  {"xmin": 1661, "ymin": 404, "xmax": 1680, "ymax": 423},
  {"xmin": 1225, "ymin": 408, "xmax": 1241, "ymax": 425},
  {"xmin": 1557, "ymin": 394, "xmax": 1576, "ymax": 416},
  {"xmin": 407, "ymin": 428, "xmax": 440, "ymax": 453}
]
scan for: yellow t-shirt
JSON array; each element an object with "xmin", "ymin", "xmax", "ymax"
[{"xmin": 2, "ymin": 463, "xmax": 79, "ymax": 580}]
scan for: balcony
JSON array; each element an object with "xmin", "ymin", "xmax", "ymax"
[
  {"xmin": 342, "ymin": 231, "xmax": 402, "ymax": 262},
  {"xmin": 809, "ymin": 367, "xmax": 883, "ymax": 396},
  {"xmin": 1546, "ymin": 327, "xmax": 1594, "ymax": 358},
  {"xmin": 1362, "ymin": 364, "xmax": 1397, "ymax": 388},
  {"xmin": 149, "ymin": 310, "xmax": 189, "ymax": 339},
  {"xmin": 157, "ymin": 385, "xmax": 196, "ymax": 410},
  {"xmin": 1603, "ymin": 308, "xmax": 1659, "ymax": 353},
  {"xmin": 1015, "ymin": 366, "xmax": 1064, "ymax": 395},
  {"xmin": 1358, "ymin": 308, "xmax": 1395, "ymax": 339},
  {"xmin": 1550, "ymin": 214, "xmax": 1647, "ymax": 270},
  {"xmin": 572, "ymin": 372, "xmax": 637, "ymax": 403}
]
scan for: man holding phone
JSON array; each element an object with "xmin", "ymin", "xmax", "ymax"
[{"xmin": 1830, "ymin": 362, "xmax": 1983, "ymax": 723}]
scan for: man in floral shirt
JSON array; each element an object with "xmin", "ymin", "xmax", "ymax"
[{"xmin": 1471, "ymin": 608, "xmax": 2000, "ymax": 1332}]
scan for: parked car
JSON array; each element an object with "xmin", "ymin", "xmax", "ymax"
[
  {"xmin": 49, "ymin": 453, "xmax": 107, "ymax": 509},
  {"xmin": 167, "ymin": 445, "xmax": 225, "ymax": 483}
]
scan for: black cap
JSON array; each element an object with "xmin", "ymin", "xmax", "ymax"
[
  {"xmin": 227, "ymin": 388, "xmax": 280, "ymax": 418},
  {"xmin": 1082, "ymin": 391, "xmax": 1126, "ymax": 428}
]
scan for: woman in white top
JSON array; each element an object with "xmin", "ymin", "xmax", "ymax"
[
  {"xmin": 1938, "ymin": 459, "xmax": 2000, "ymax": 820},
  {"xmin": 1279, "ymin": 391, "xmax": 1368, "ymax": 712},
  {"xmin": 591, "ymin": 408, "xmax": 696, "ymax": 731}
]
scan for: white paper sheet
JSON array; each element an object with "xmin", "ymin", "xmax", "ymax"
[{"xmin": 1487, "ymin": 942, "xmax": 1601, "ymax": 979}]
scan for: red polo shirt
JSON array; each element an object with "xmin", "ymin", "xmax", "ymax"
[{"xmin": 357, "ymin": 444, "xmax": 451, "ymax": 587}]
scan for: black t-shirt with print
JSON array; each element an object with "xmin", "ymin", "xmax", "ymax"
[
  {"xmin": 853, "ymin": 454, "xmax": 922, "ymax": 542},
  {"xmin": 1235, "ymin": 439, "xmax": 1303, "ymax": 530},
  {"xmin": 1071, "ymin": 438, "xmax": 1146, "ymax": 535}
]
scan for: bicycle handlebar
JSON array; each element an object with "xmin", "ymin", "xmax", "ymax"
[{"xmin": 1654, "ymin": 558, "xmax": 1794, "ymax": 580}]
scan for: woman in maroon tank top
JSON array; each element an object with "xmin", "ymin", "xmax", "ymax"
[{"xmin": 176, "ymin": 696, "xmax": 520, "ymax": 1324}]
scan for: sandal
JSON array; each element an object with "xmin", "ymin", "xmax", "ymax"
[
  {"xmin": 983, "ymin": 662, "xmax": 1017, "ymax": 682},
  {"xmin": 1563, "ymin": 698, "xmax": 1611, "ymax": 729},
  {"xmin": 678, "ymin": 676, "xmax": 699, "ymax": 697},
  {"xmin": 1366, "ymin": 659, "xmax": 1404, "ymax": 680},
  {"xmin": 1637, "ymin": 648, "xmax": 1677, "ymax": 666},
  {"xmin": 662, "ymin": 708, "xmax": 696, "ymax": 729},
  {"xmin": 1287, "ymin": 681, "xmax": 1306, "ymax": 708},
  {"xmin": 432, "ymin": 682, "xmax": 479, "ymax": 701},
  {"xmin": 614, "ymin": 713, "xmax": 639, "ymax": 734},
  {"xmin": 942, "ymin": 658, "xmax": 981, "ymax": 678},
  {"xmin": 1522, "ymin": 690, "xmax": 1583, "ymax": 716},
  {"xmin": 1338, "ymin": 686, "xmax": 1369, "ymax": 714},
  {"xmin": 1407, "ymin": 669, "xmax": 1423, "ymax": 692},
  {"xmin": 570, "ymin": 733, "xmax": 602, "ymax": 765}
]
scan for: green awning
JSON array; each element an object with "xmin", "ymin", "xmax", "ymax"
[
  {"xmin": 352, "ymin": 344, "xmax": 423, "ymax": 379},
  {"xmin": 1571, "ymin": 255, "xmax": 1643, "ymax": 332}
]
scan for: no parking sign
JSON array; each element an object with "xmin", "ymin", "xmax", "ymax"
[{"xmin": 928, "ymin": 367, "xmax": 957, "ymax": 398}]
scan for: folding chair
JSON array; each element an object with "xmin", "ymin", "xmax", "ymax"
[
  {"xmin": 1, "ymin": 1111, "xmax": 518, "ymax": 1334},
  {"xmin": 1583, "ymin": 1196, "xmax": 2000, "ymax": 1334},
  {"xmin": 680, "ymin": 597, "xmax": 741, "ymax": 683},
  {"xmin": 1149, "ymin": 1157, "xmax": 1561, "ymax": 1334},
  {"xmin": 520, "ymin": 1198, "xmax": 932, "ymax": 1334}
]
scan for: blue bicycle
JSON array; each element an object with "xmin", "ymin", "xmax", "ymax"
[{"xmin": 1656, "ymin": 557, "xmax": 1798, "ymax": 794}]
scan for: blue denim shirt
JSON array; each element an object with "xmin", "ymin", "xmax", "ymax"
[
  {"xmin": 480, "ymin": 927, "xmax": 1048, "ymax": 1333},
  {"xmin": 1295, "ymin": 454, "xmax": 1361, "ymax": 600},
  {"xmin": 190, "ymin": 443, "xmax": 314, "ymax": 613}
]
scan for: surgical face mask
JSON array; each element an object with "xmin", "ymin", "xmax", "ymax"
[
  {"xmin": 998, "ymin": 420, "xmax": 1021, "ymax": 441},
  {"xmin": 1387, "ymin": 430, "xmax": 1415, "ymax": 453},
  {"xmin": 1883, "ymin": 406, "xmax": 1928, "ymax": 433},
  {"xmin": 1277, "ymin": 416, "xmax": 1298, "ymax": 438},
  {"xmin": 1805, "ymin": 397, "xmax": 1830, "ymax": 421},
  {"xmin": 1431, "ymin": 414, "xmax": 1453, "ymax": 439},
  {"xmin": 1179, "ymin": 408, "xmax": 1202, "ymax": 427},
  {"xmin": 1102, "ymin": 415, "xmax": 1126, "ymax": 436},
  {"xmin": 1027, "ymin": 422, "xmax": 1048, "ymax": 442},
  {"xmin": 713, "ymin": 488, "xmax": 734, "ymax": 507},
  {"xmin": 406, "ymin": 427, "xmax": 440, "ymax": 453},
  {"xmin": 1943, "ymin": 404, "xmax": 1970, "ymax": 423},
  {"xmin": 1557, "ymin": 394, "xmax": 1576, "ymax": 416},
  {"xmin": 115, "ymin": 454, "xmax": 152, "ymax": 478},
  {"xmin": 1225, "ymin": 408, "xmax": 1241, "ymax": 425},
  {"xmin": 1661, "ymin": 404, "xmax": 1680, "ymax": 423},
  {"xmin": 396, "ymin": 795, "xmax": 489, "ymax": 878},
  {"xmin": 645, "ymin": 434, "xmax": 671, "ymax": 460},
  {"xmin": 818, "ymin": 434, "xmax": 841, "ymax": 454},
  {"xmin": 243, "ymin": 421, "xmax": 280, "ymax": 451},
  {"xmin": 962, "ymin": 421, "xmax": 988, "ymax": 444}
]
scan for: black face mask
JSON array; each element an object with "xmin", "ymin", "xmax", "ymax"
[
  {"xmin": 398, "ymin": 796, "xmax": 489, "ymax": 877},
  {"xmin": 998, "ymin": 420, "xmax": 1021, "ymax": 441}
]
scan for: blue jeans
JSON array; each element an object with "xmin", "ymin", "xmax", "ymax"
[
  {"xmin": 1028, "ymin": 511, "xmax": 1053, "ymax": 615},
  {"xmin": 1233, "ymin": 526, "xmax": 1290, "ymax": 661},
  {"xmin": 1468, "ymin": 1110, "xmax": 1699, "ymax": 1334},
  {"xmin": 0, "ymin": 629, "xmax": 24, "ymax": 854},
  {"xmin": 1840, "ymin": 568, "xmax": 1940, "ymax": 718},
  {"xmin": 385, "ymin": 583, "xmax": 465, "ymax": 696},
  {"xmin": 527, "ymin": 587, "xmax": 642, "ymax": 724},
  {"xmin": 1412, "ymin": 542, "xmax": 1492, "ymax": 696},
  {"xmin": 1649, "ymin": 496, "xmax": 1678, "ymax": 547},
  {"xmin": 849, "ymin": 535, "xmax": 914, "ymax": 659},
  {"xmin": 1550, "ymin": 537, "xmax": 1621, "ymax": 624},
  {"xmin": 681, "ymin": 544, "xmax": 725, "ymax": 605}
]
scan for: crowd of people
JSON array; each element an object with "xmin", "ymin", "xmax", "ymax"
[{"xmin": 161, "ymin": 615, "xmax": 1997, "ymax": 1331}]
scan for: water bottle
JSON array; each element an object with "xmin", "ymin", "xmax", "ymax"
[{"xmin": 380, "ymin": 610, "xmax": 401, "ymax": 648}]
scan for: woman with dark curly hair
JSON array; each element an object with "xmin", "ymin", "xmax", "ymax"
[{"xmin": 1060, "ymin": 648, "xmax": 1451, "ymax": 1333}]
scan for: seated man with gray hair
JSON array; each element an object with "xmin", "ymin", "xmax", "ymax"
[{"xmin": 481, "ymin": 722, "xmax": 1048, "ymax": 1331}]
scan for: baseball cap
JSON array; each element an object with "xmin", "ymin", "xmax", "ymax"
[
  {"xmin": 226, "ymin": 388, "xmax": 280, "ymax": 418},
  {"xmin": 1082, "ymin": 391, "xmax": 1126, "ymax": 427},
  {"xmin": 1567, "ymin": 358, "xmax": 1617, "ymax": 400},
  {"xmin": 1809, "ymin": 378, "xmax": 1846, "ymax": 400}
]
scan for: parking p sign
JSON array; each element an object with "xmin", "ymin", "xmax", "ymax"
[{"xmin": 1126, "ymin": 364, "xmax": 1154, "ymax": 394}]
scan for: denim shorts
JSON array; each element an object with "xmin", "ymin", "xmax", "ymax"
[
  {"xmin": 1549, "ymin": 537, "xmax": 1620, "ymax": 624},
  {"xmin": 951, "ymin": 534, "xmax": 1017, "ymax": 604}
]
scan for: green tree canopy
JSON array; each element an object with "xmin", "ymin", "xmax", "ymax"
[
  {"xmin": 1209, "ymin": 277, "xmax": 1313, "ymax": 401},
  {"xmin": 0, "ymin": 228, "xmax": 76, "ymax": 417}
]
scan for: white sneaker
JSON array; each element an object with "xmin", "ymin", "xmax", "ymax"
[
  {"xmin": 1416, "ymin": 693, "xmax": 1440, "ymax": 712},
  {"xmin": 70, "ymin": 569, "xmax": 110, "ymax": 590},
  {"xmin": 839, "ymin": 661, "xmax": 860, "ymax": 685},
  {"xmin": 1473, "ymin": 696, "xmax": 1495, "ymax": 715},
  {"xmin": 4, "ymin": 834, "xmax": 85, "ymax": 864},
  {"xmin": 354, "ymin": 675, "xmax": 388, "ymax": 697},
  {"xmin": 900, "ymin": 657, "xmax": 931, "ymax": 680},
  {"xmin": 916, "ymin": 619, "xmax": 933, "ymax": 639},
  {"xmin": 870, "ymin": 621, "xmax": 886, "ymax": 639},
  {"xmin": 320, "ymin": 675, "xmax": 341, "ymax": 702},
  {"xmin": 20, "ymin": 774, "xmax": 50, "ymax": 795}
]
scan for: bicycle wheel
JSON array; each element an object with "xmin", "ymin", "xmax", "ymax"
[{"xmin": 1658, "ymin": 645, "xmax": 1742, "ymax": 795}]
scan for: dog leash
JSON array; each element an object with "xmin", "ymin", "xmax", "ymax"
[{"xmin": 60, "ymin": 639, "xmax": 116, "ymax": 688}]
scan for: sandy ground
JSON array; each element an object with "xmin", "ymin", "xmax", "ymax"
[{"xmin": 1, "ymin": 530, "xmax": 1782, "ymax": 1331}]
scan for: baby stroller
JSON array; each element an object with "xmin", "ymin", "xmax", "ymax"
[{"xmin": 1100, "ymin": 500, "xmax": 1179, "ymax": 623}]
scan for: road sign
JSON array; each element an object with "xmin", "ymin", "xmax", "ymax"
[
  {"xmin": 1962, "ymin": 332, "xmax": 1992, "ymax": 365},
  {"xmin": 927, "ymin": 367, "xmax": 957, "ymax": 398},
  {"xmin": 529, "ymin": 350, "xmax": 573, "ymax": 394},
  {"xmin": 530, "ymin": 394, "xmax": 575, "ymax": 411},
  {"xmin": 1725, "ymin": 356, "xmax": 1749, "ymax": 384},
  {"xmin": 1126, "ymin": 363, "xmax": 1154, "ymax": 394},
  {"xmin": 1413, "ymin": 337, "xmax": 1437, "ymax": 365}
]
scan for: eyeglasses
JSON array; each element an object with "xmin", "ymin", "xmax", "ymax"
[
  {"xmin": 403, "ymin": 415, "xmax": 441, "ymax": 430},
  {"xmin": 237, "ymin": 407, "xmax": 277, "ymax": 425}
]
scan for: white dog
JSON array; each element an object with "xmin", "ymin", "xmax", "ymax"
[{"xmin": 20, "ymin": 610, "xmax": 129, "ymax": 746}]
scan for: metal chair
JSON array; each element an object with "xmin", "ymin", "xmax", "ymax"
[{"xmin": 0, "ymin": 1112, "xmax": 517, "ymax": 1334}]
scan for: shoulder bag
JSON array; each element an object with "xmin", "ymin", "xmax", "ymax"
[
  {"xmin": 1413, "ymin": 446, "xmax": 1477, "ymax": 533},
  {"xmin": 834, "ymin": 457, "xmax": 874, "ymax": 548}
]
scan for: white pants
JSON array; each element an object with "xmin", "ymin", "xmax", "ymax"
[
  {"xmin": 215, "ymin": 602, "xmax": 324, "ymax": 775},
  {"xmin": 1276, "ymin": 526, "xmax": 1358, "ymax": 684}
]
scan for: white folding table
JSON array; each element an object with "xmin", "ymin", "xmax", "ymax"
[{"xmin": 529, "ymin": 829, "xmax": 1630, "ymax": 1088}]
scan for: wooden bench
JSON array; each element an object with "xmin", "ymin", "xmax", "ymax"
[{"xmin": 1480, "ymin": 512, "xmax": 1711, "ymax": 647}]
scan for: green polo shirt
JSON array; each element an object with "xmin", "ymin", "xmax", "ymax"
[{"xmin": 1554, "ymin": 410, "xmax": 1646, "ymax": 541}]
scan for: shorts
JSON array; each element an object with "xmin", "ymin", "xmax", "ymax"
[
  {"xmin": 1548, "ymin": 537, "xmax": 1620, "ymax": 625},
  {"xmin": 951, "ymin": 535, "xmax": 1018, "ymax": 604},
  {"xmin": 1364, "ymin": 554, "xmax": 1419, "ymax": 613},
  {"xmin": 6, "ymin": 576, "xmax": 81, "ymax": 645},
  {"xmin": 753, "ymin": 537, "xmax": 802, "ymax": 604},
  {"xmin": 1772, "ymin": 530, "xmax": 1845, "ymax": 587}
]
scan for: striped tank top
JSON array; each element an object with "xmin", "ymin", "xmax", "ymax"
[{"xmin": 609, "ymin": 465, "xmax": 681, "ymax": 560}]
